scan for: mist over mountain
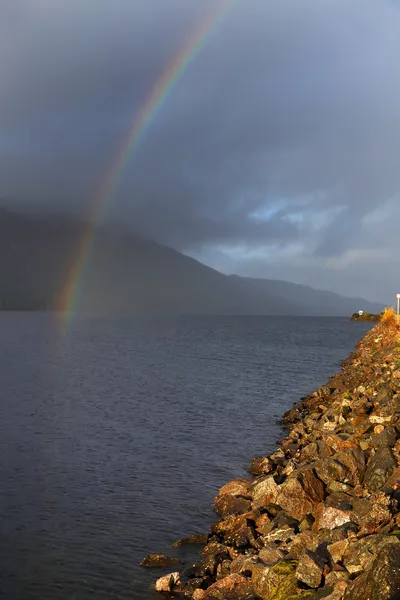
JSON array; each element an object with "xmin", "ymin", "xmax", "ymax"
[{"xmin": 0, "ymin": 208, "xmax": 382, "ymax": 316}]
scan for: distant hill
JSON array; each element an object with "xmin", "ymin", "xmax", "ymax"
[{"xmin": 0, "ymin": 207, "xmax": 383, "ymax": 316}]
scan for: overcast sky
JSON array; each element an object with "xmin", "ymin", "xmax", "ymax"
[{"xmin": 2, "ymin": 0, "xmax": 400, "ymax": 303}]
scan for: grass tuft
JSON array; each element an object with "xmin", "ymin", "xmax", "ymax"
[{"xmin": 381, "ymin": 306, "xmax": 398, "ymax": 329}]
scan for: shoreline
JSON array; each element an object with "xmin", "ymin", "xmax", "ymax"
[{"xmin": 151, "ymin": 320, "xmax": 400, "ymax": 599}]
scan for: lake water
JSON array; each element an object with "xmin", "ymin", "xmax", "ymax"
[{"xmin": 0, "ymin": 313, "xmax": 372, "ymax": 599}]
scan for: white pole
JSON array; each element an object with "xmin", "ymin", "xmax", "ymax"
[{"xmin": 397, "ymin": 294, "xmax": 400, "ymax": 321}]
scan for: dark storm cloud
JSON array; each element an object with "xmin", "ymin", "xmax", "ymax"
[{"xmin": 2, "ymin": 0, "xmax": 400, "ymax": 301}]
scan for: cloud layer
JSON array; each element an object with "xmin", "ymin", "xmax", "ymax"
[{"xmin": 2, "ymin": 0, "xmax": 400, "ymax": 302}]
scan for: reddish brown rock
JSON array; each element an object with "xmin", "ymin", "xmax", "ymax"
[
  {"xmin": 218, "ymin": 478, "xmax": 252, "ymax": 498},
  {"xmin": 202, "ymin": 574, "xmax": 255, "ymax": 600},
  {"xmin": 214, "ymin": 495, "xmax": 252, "ymax": 518},
  {"xmin": 312, "ymin": 504, "xmax": 353, "ymax": 532},
  {"xmin": 255, "ymin": 513, "xmax": 271, "ymax": 533},
  {"xmin": 211, "ymin": 514, "xmax": 258, "ymax": 549},
  {"xmin": 275, "ymin": 477, "xmax": 314, "ymax": 521},
  {"xmin": 386, "ymin": 466, "xmax": 400, "ymax": 489},
  {"xmin": 300, "ymin": 468, "xmax": 325, "ymax": 503}
]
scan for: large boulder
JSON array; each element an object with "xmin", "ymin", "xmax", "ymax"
[
  {"xmin": 154, "ymin": 572, "xmax": 182, "ymax": 593},
  {"xmin": 343, "ymin": 534, "xmax": 400, "ymax": 577},
  {"xmin": 344, "ymin": 543, "xmax": 400, "ymax": 600},
  {"xmin": 363, "ymin": 448, "xmax": 397, "ymax": 492}
]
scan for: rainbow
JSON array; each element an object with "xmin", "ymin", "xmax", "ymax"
[{"xmin": 59, "ymin": 0, "xmax": 236, "ymax": 327}]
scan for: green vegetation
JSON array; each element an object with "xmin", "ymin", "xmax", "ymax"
[{"xmin": 350, "ymin": 311, "xmax": 382, "ymax": 322}]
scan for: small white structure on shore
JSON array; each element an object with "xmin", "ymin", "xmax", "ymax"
[{"xmin": 358, "ymin": 310, "xmax": 364, "ymax": 316}]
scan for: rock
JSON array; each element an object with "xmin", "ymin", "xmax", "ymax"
[
  {"xmin": 334, "ymin": 447, "xmax": 365, "ymax": 486},
  {"xmin": 300, "ymin": 468, "xmax": 326, "ymax": 503},
  {"xmin": 173, "ymin": 533, "xmax": 209, "ymax": 547},
  {"xmin": 295, "ymin": 548, "xmax": 326, "ymax": 588},
  {"xmin": 312, "ymin": 504, "xmax": 353, "ymax": 532},
  {"xmin": 256, "ymin": 513, "xmax": 271, "ymax": 532},
  {"xmin": 299, "ymin": 514, "xmax": 315, "ymax": 531},
  {"xmin": 363, "ymin": 448, "xmax": 396, "ymax": 492},
  {"xmin": 325, "ymin": 493, "xmax": 353, "ymax": 511},
  {"xmin": 327, "ymin": 539, "xmax": 349, "ymax": 563},
  {"xmin": 218, "ymin": 478, "xmax": 252, "ymax": 498},
  {"xmin": 323, "ymin": 581, "xmax": 349, "ymax": 600},
  {"xmin": 211, "ymin": 514, "xmax": 258, "ymax": 549},
  {"xmin": 325, "ymin": 570, "xmax": 349, "ymax": 587},
  {"xmin": 300, "ymin": 443, "xmax": 320, "ymax": 463},
  {"xmin": 252, "ymin": 560, "xmax": 297, "ymax": 599},
  {"xmin": 286, "ymin": 530, "xmax": 318, "ymax": 559},
  {"xmin": 215, "ymin": 495, "xmax": 252, "ymax": 517},
  {"xmin": 200, "ymin": 543, "xmax": 231, "ymax": 576},
  {"xmin": 258, "ymin": 543, "xmax": 286, "ymax": 565},
  {"xmin": 343, "ymin": 534, "xmax": 400, "ymax": 576},
  {"xmin": 386, "ymin": 466, "xmax": 400, "ymax": 490},
  {"xmin": 214, "ymin": 478, "xmax": 253, "ymax": 517},
  {"xmin": 216, "ymin": 560, "xmax": 232, "ymax": 580},
  {"xmin": 251, "ymin": 476, "xmax": 279, "ymax": 510},
  {"xmin": 249, "ymin": 457, "xmax": 272, "ymax": 476},
  {"xmin": 154, "ymin": 572, "xmax": 181, "ymax": 593},
  {"xmin": 140, "ymin": 553, "xmax": 181, "ymax": 568},
  {"xmin": 371, "ymin": 427, "xmax": 397, "ymax": 449},
  {"xmin": 186, "ymin": 543, "xmax": 231, "ymax": 578},
  {"xmin": 185, "ymin": 577, "xmax": 212, "ymax": 598},
  {"xmin": 261, "ymin": 526, "xmax": 296, "ymax": 544},
  {"xmin": 202, "ymin": 574, "xmax": 255, "ymax": 600},
  {"xmin": 275, "ymin": 477, "xmax": 315, "ymax": 521},
  {"xmin": 314, "ymin": 458, "xmax": 352, "ymax": 486},
  {"xmin": 229, "ymin": 555, "xmax": 258, "ymax": 575},
  {"xmin": 344, "ymin": 543, "xmax": 400, "ymax": 600},
  {"xmin": 326, "ymin": 481, "xmax": 353, "ymax": 495},
  {"xmin": 352, "ymin": 498, "xmax": 391, "ymax": 535}
]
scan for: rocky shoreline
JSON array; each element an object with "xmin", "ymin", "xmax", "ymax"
[{"xmin": 148, "ymin": 320, "xmax": 400, "ymax": 599}]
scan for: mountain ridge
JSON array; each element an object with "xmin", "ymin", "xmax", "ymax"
[{"xmin": 0, "ymin": 208, "xmax": 383, "ymax": 315}]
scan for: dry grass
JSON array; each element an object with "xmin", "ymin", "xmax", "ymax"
[{"xmin": 381, "ymin": 306, "xmax": 398, "ymax": 329}]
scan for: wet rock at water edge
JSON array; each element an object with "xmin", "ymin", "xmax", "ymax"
[
  {"xmin": 154, "ymin": 571, "xmax": 182, "ymax": 593},
  {"xmin": 173, "ymin": 533, "xmax": 209, "ymax": 548},
  {"xmin": 141, "ymin": 553, "xmax": 181, "ymax": 568}
]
